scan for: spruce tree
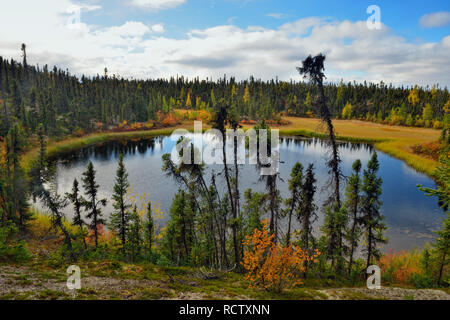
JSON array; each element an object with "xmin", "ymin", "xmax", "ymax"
[
  {"xmin": 346, "ymin": 159, "xmax": 362, "ymax": 275},
  {"xmin": 65, "ymin": 178, "xmax": 87, "ymax": 249},
  {"xmin": 163, "ymin": 190, "xmax": 194, "ymax": 264},
  {"xmin": 109, "ymin": 153, "xmax": 131, "ymax": 255},
  {"xmin": 297, "ymin": 164, "xmax": 317, "ymax": 277},
  {"xmin": 419, "ymin": 143, "xmax": 449, "ymax": 286},
  {"xmin": 41, "ymin": 185, "xmax": 74, "ymax": 260},
  {"xmin": 81, "ymin": 161, "xmax": 107, "ymax": 248},
  {"xmin": 144, "ymin": 201, "xmax": 154, "ymax": 256},
  {"xmin": 361, "ymin": 152, "xmax": 387, "ymax": 271},
  {"xmin": 127, "ymin": 205, "xmax": 143, "ymax": 262},
  {"xmin": 322, "ymin": 204, "xmax": 349, "ymax": 273},
  {"xmin": 5, "ymin": 123, "xmax": 31, "ymax": 228},
  {"xmin": 242, "ymin": 189, "xmax": 265, "ymax": 236},
  {"xmin": 298, "ymin": 164, "xmax": 317, "ymax": 252},
  {"xmin": 285, "ymin": 162, "xmax": 303, "ymax": 246}
]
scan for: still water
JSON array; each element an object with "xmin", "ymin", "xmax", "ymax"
[{"xmin": 37, "ymin": 134, "xmax": 444, "ymax": 253}]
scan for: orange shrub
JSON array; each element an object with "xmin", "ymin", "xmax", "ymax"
[
  {"xmin": 411, "ymin": 141, "xmax": 442, "ymax": 160},
  {"xmin": 380, "ymin": 250, "xmax": 423, "ymax": 285},
  {"xmin": 158, "ymin": 111, "xmax": 180, "ymax": 126},
  {"xmin": 242, "ymin": 220, "xmax": 319, "ymax": 292},
  {"xmin": 240, "ymin": 119, "xmax": 256, "ymax": 125},
  {"xmin": 85, "ymin": 224, "xmax": 114, "ymax": 245},
  {"xmin": 129, "ymin": 122, "xmax": 144, "ymax": 130},
  {"xmin": 73, "ymin": 128, "xmax": 85, "ymax": 137}
]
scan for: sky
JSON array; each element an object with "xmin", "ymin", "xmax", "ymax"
[{"xmin": 0, "ymin": 0, "xmax": 449, "ymax": 86}]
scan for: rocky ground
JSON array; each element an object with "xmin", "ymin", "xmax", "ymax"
[
  {"xmin": 1, "ymin": 265, "xmax": 448, "ymax": 300},
  {"xmin": 319, "ymin": 287, "xmax": 450, "ymax": 300}
]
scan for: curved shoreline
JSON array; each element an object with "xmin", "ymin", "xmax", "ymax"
[{"xmin": 21, "ymin": 120, "xmax": 439, "ymax": 180}]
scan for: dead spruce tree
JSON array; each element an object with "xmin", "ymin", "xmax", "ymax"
[
  {"xmin": 212, "ymin": 100, "xmax": 240, "ymax": 265},
  {"xmin": 297, "ymin": 54, "xmax": 344, "ymax": 269}
]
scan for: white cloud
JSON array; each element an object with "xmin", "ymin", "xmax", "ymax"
[
  {"xmin": 0, "ymin": 1, "xmax": 449, "ymax": 87},
  {"xmin": 65, "ymin": 4, "xmax": 101, "ymax": 13},
  {"xmin": 129, "ymin": 0, "xmax": 186, "ymax": 11},
  {"xmin": 266, "ymin": 13, "xmax": 286, "ymax": 19},
  {"xmin": 102, "ymin": 21, "xmax": 150, "ymax": 38},
  {"xmin": 420, "ymin": 12, "xmax": 450, "ymax": 28},
  {"xmin": 151, "ymin": 23, "xmax": 165, "ymax": 33}
]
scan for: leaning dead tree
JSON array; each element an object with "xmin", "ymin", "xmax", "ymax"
[
  {"xmin": 297, "ymin": 55, "xmax": 344, "ymax": 269},
  {"xmin": 297, "ymin": 54, "xmax": 343, "ymax": 209}
]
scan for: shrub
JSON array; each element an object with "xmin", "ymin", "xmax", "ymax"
[
  {"xmin": 0, "ymin": 223, "xmax": 30, "ymax": 262},
  {"xmin": 242, "ymin": 220, "xmax": 319, "ymax": 293},
  {"xmin": 380, "ymin": 250, "xmax": 424, "ymax": 286},
  {"xmin": 155, "ymin": 254, "xmax": 173, "ymax": 266},
  {"xmin": 409, "ymin": 273, "xmax": 435, "ymax": 288},
  {"xmin": 411, "ymin": 141, "xmax": 442, "ymax": 161}
]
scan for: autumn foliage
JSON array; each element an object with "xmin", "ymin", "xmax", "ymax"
[
  {"xmin": 242, "ymin": 220, "xmax": 319, "ymax": 292},
  {"xmin": 379, "ymin": 250, "xmax": 429, "ymax": 285}
]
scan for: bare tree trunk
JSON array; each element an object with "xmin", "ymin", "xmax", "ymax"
[
  {"xmin": 348, "ymin": 193, "xmax": 359, "ymax": 275},
  {"xmin": 286, "ymin": 199, "xmax": 295, "ymax": 246},
  {"xmin": 366, "ymin": 226, "xmax": 373, "ymax": 279},
  {"xmin": 318, "ymin": 81, "xmax": 341, "ymax": 209},
  {"xmin": 438, "ymin": 250, "xmax": 447, "ymax": 286},
  {"xmin": 222, "ymin": 135, "xmax": 239, "ymax": 266}
]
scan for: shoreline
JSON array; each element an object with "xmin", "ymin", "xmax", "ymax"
[{"xmin": 21, "ymin": 119, "xmax": 440, "ymax": 180}]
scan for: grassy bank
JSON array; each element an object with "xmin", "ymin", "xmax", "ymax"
[
  {"xmin": 274, "ymin": 117, "xmax": 440, "ymax": 178},
  {"xmin": 21, "ymin": 117, "xmax": 441, "ymax": 179},
  {"xmin": 20, "ymin": 126, "xmax": 192, "ymax": 172}
]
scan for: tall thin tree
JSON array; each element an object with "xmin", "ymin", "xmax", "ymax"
[
  {"xmin": 345, "ymin": 159, "xmax": 362, "ymax": 275},
  {"xmin": 81, "ymin": 161, "xmax": 107, "ymax": 249},
  {"xmin": 360, "ymin": 152, "xmax": 387, "ymax": 272},
  {"xmin": 65, "ymin": 178, "xmax": 87, "ymax": 249},
  {"xmin": 109, "ymin": 153, "xmax": 131, "ymax": 255}
]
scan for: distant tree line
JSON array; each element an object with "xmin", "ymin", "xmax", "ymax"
[{"xmin": 1, "ymin": 46, "xmax": 449, "ymax": 140}]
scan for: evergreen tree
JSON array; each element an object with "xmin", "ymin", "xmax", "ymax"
[
  {"xmin": 297, "ymin": 164, "xmax": 317, "ymax": 253},
  {"xmin": 162, "ymin": 190, "xmax": 194, "ymax": 264},
  {"xmin": 127, "ymin": 205, "xmax": 143, "ymax": 261},
  {"xmin": 40, "ymin": 185, "xmax": 74, "ymax": 260},
  {"xmin": 322, "ymin": 204, "xmax": 349, "ymax": 273},
  {"xmin": 5, "ymin": 123, "xmax": 31, "ymax": 228},
  {"xmin": 65, "ymin": 178, "xmax": 87, "ymax": 249},
  {"xmin": 81, "ymin": 161, "xmax": 107, "ymax": 248},
  {"xmin": 144, "ymin": 201, "xmax": 154, "ymax": 255},
  {"xmin": 345, "ymin": 159, "xmax": 362, "ymax": 275},
  {"xmin": 109, "ymin": 153, "xmax": 131, "ymax": 255},
  {"xmin": 285, "ymin": 162, "xmax": 303, "ymax": 246},
  {"xmin": 242, "ymin": 189, "xmax": 265, "ymax": 236},
  {"xmin": 360, "ymin": 152, "xmax": 387, "ymax": 272},
  {"xmin": 419, "ymin": 143, "xmax": 449, "ymax": 285}
]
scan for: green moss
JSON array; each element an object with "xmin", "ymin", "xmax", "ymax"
[
  {"xmin": 38, "ymin": 289, "xmax": 70, "ymax": 300},
  {"xmin": 140, "ymin": 287, "xmax": 176, "ymax": 299}
]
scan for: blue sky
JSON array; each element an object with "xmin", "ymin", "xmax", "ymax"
[
  {"xmin": 81, "ymin": 0, "xmax": 450, "ymax": 41},
  {"xmin": 0, "ymin": 0, "xmax": 449, "ymax": 86}
]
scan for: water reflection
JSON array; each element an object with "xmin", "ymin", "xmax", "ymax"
[{"xmin": 37, "ymin": 135, "xmax": 443, "ymax": 253}]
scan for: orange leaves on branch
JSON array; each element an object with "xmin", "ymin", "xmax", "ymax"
[{"xmin": 242, "ymin": 219, "xmax": 320, "ymax": 292}]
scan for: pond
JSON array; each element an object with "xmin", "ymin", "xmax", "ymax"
[{"xmin": 35, "ymin": 134, "xmax": 445, "ymax": 253}]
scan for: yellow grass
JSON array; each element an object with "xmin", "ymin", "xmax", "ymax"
[
  {"xmin": 21, "ymin": 117, "xmax": 440, "ymax": 180},
  {"xmin": 276, "ymin": 117, "xmax": 441, "ymax": 178},
  {"xmin": 20, "ymin": 124, "xmax": 196, "ymax": 172}
]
